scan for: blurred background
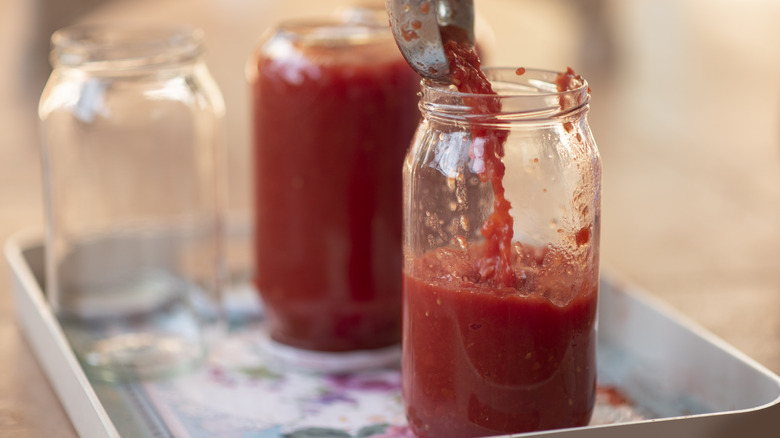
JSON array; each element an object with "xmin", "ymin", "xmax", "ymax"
[{"xmin": 2, "ymin": 0, "xmax": 780, "ymax": 435}]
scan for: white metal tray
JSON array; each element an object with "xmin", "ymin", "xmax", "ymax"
[{"xmin": 6, "ymin": 230, "xmax": 780, "ymax": 437}]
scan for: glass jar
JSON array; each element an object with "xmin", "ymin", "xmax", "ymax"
[
  {"xmin": 38, "ymin": 24, "xmax": 226, "ymax": 381},
  {"xmin": 247, "ymin": 17, "xmax": 420, "ymax": 358},
  {"xmin": 402, "ymin": 68, "xmax": 600, "ymax": 436}
]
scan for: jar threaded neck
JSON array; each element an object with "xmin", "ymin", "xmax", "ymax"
[
  {"xmin": 420, "ymin": 67, "xmax": 590, "ymax": 123},
  {"xmin": 50, "ymin": 24, "xmax": 204, "ymax": 71}
]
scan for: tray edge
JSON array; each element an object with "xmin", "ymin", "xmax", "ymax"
[
  {"xmin": 5, "ymin": 228, "xmax": 120, "ymax": 438},
  {"xmin": 6, "ymin": 229, "xmax": 780, "ymax": 438}
]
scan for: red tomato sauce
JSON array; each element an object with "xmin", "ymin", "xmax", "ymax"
[
  {"xmin": 403, "ymin": 245, "xmax": 598, "ymax": 436},
  {"xmin": 252, "ymin": 33, "xmax": 420, "ymax": 352}
]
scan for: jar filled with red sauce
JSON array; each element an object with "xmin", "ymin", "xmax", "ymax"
[
  {"xmin": 402, "ymin": 67, "xmax": 601, "ymax": 436},
  {"xmin": 248, "ymin": 17, "xmax": 420, "ymax": 355}
]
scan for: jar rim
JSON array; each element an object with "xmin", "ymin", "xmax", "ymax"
[
  {"xmin": 50, "ymin": 23, "xmax": 204, "ymax": 70},
  {"xmin": 271, "ymin": 17, "xmax": 392, "ymax": 47},
  {"xmin": 420, "ymin": 67, "xmax": 590, "ymax": 120}
]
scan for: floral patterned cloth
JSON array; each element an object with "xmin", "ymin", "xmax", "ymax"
[{"xmin": 141, "ymin": 325, "xmax": 410, "ymax": 437}]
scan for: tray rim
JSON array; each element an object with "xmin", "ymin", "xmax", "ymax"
[
  {"xmin": 6, "ymin": 228, "xmax": 120, "ymax": 438},
  {"xmin": 5, "ymin": 228, "xmax": 780, "ymax": 438}
]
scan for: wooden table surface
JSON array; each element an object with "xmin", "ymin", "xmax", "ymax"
[{"xmin": 2, "ymin": 0, "xmax": 779, "ymax": 436}]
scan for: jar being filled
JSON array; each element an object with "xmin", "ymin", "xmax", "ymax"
[
  {"xmin": 248, "ymin": 17, "xmax": 420, "ymax": 359},
  {"xmin": 402, "ymin": 67, "xmax": 601, "ymax": 436}
]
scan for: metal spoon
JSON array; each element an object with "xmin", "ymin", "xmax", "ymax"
[{"xmin": 385, "ymin": 0, "xmax": 474, "ymax": 83}]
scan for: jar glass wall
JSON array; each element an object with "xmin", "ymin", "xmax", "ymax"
[{"xmin": 38, "ymin": 24, "xmax": 226, "ymax": 381}]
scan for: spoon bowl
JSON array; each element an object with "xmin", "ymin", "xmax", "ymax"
[{"xmin": 385, "ymin": 0, "xmax": 474, "ymax": 83}]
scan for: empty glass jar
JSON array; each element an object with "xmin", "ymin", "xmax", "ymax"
[{"xmin": 38, "ymin": 24, "xmax": 226, "ymax": 381}]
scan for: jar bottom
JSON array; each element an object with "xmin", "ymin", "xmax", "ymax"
[
  {"xmin": 83, "ymin": 334, "xmax": 204, "ymax": 382},
  {"xmin": 259, "ymin": 335, "xmax": 400, "ymax": 374},
  {"xmin": 64, "ymin": 319, "xmax": 206, "ymax": 382}
]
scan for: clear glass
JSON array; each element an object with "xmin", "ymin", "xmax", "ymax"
[
  {"xmin": 38, "ymin": 24, "xmax": 226, "ymax": 382},
  {"xmin": 402, "ymin": 68, "xmax": 601, "ymax": 436},
  {"xmin": 247, "ymin": 16, "xmax": 420, "ymax": 364}
]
